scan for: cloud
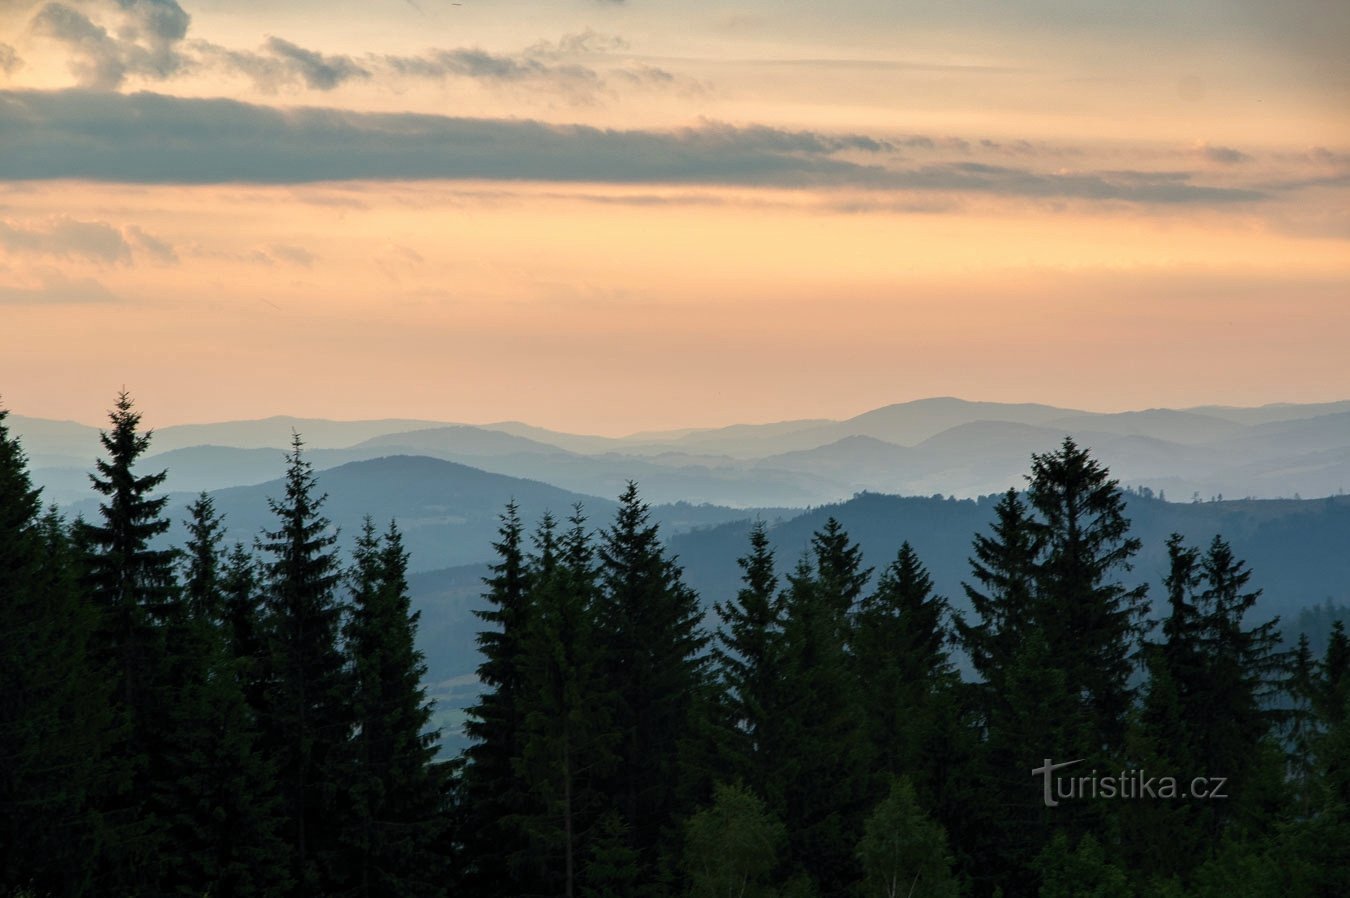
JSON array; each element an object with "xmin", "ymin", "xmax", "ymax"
[
  {"xmin": 1195, "ymin": 142, "xmax": 1251, "ymax": 165},
  {"xmin": 126, "ymin": 224, "xmax": 178, "ymax": 262},
  {"xmin": 0, "ymin": 267, "xmax": 119, "ymax": 304},
  {"xmin": 196, "ymin": 38, "xmax": 368, "ymax": 92},
  {"xmin": 0, "ymin": 216, "xmax": 131, "ymax": 263},
  {"xmin": 0, "ymin": 43, "xmax": 21, "ymax": 76},
  {"xmin": 0, "ymin": 89, "xmax": 1271, "ymax": 205},
  {"xmin": 28, "ymin": 0, "xmax": 191, "ymax": 89},
  {"xmin": 266, "ymin": 243, "xmax": 316, "ymax": 266},
  {"xmin": 24, "ymin": 2, "xmax": 689, "ymax": 102},
  {"xmin": 376, "ymin": 32, "xmax": 688, "ymax": 102},
  {"xmin": 0, "ymin": 215, "xmax": 177, "ymax": 264}
]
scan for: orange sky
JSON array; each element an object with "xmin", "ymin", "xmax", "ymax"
[{"xmin": 1, "ymin": 0, "xmax": 1347, "ymax": 433}]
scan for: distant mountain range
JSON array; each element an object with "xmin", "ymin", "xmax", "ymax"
[{"xmin": 16, "ymin": 397, "xmax": 1350, "ymax": 507}]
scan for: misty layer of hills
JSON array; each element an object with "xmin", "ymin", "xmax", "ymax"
[{"xmin": 17, "ymin": 397, "xmax": 1350, "ymax": 510}]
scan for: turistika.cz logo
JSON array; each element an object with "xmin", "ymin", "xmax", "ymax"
[{"xmin": 1031, "ymin": 758, "xmax": 1229, "ymax": 808}]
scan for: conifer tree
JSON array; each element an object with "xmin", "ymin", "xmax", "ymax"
[
  {"xmin": 182, "ymin": 492, "xmax": 226, "ymax": 621},
  {"xmin": 223, "ymin": 541, "xmax": 268, "ymax": 714},
  {"xmin": 954, "ymin": 489, "xmax": 1041, "ymax": 690},
  {"xmin": 712, "ymin": 522, "xmax": 785, "ymax": 799},
  {"xmin": 462, "ymin": 500, "xmax": 536, "ymax": 894},
  {"xmin": 159, "ymin": 492, "xmax": 290, "ymax": 896},
  {"xmin": 854, "ymin": 542, "xmax": 954, "ymax": 800},
  {"xmin": 1025, "ymin": 438, "xmax": 1149, "ymax": 758},
  {"xmin": 776, "ymin": 552, "xmax": 869, "ymax": 897},
  {"xmin": 582, "ymin": 812, "xmax": 641, "ymax": 898},
  {"xmin": 342, "ymin": 518, "xmax": 447, "ymax": 898},
  {"xmin": 594, "ymin": 483, "xmax": 711, "ymax": 894},
  {"xmin": 811, "ymin": 516, "xmax": 871, "ymax": 626},
  {"xmin": 82, "ymin": 391, "xmax": 181, "ymax": 892},
  {"xmin": 258, "ymin": 433, "xmax": 351, "ymax": 896},
  {"xmin": 0, "ymin": 410, "xmax": 109, "ymax": 896},
  {"xmin": 517, "ymin": 509, "xmax": 620, "ymax": 898},
  {"xmin": 1190, "ymin": 536, "xmax": 1288, "ymax": 838}
]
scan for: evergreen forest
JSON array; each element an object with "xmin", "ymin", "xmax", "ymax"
[{"xmin": 2, "ymin": 394, "xmax": 1348, "ymax": 898}]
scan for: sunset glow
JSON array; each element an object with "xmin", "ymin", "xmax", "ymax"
[{"xmin": 2, "ymin": 0, "xmax": 1347, "ymax": 432}]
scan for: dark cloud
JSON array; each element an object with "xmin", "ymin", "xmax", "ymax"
[
  {"xmin": 262, "ymin": 37, "xmax": 368, "ymax": 90},
  {"xmin": 377, "ymin": 33, "xmax": 687, "ymax": 101},
  {"xmin": 1196, "ymin": 143, "xmax": 1251, "ymax": 165},
  {"xmin": 28, "ymin": 0, "xmax": 191, "ymax": 88},
  {"xmin": 381, "ymin": 46, "xmax": 599, "ymax": 88},
  {"xmin": 0, "ymin": 43, "xmax": 21, "ymax": 75},
  {"xmin": 197, "ymin": 38, "xmax": 369, "ymax": 92},
  {"xmin": 0, "ymin": 89, "xmax": 1268, "ymax": 205}
]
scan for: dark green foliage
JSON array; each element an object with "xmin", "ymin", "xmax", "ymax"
[
  {"xmin": 154, "ymin": 490, "xmax": 291, "ymax": 897},
  {"xmin": 16, "ymin": 392, "xmax": 1350, "ymax": 897},
  {"xmin": 712, "ymin": 521, "xmax": 786, "ymax": 801},
  {"xmin": 682, "ymin": 783, "xmax": 785, "ymax": 898},
  {"xmin": 1025, "ymin": 438, "xmax": 1150, "ymax": 759},
  {"xmin": 1033, "ymin": 833, "xmax": 1132, "ymax": 898},
  {"xmin": 82, "ymin": 391, "xmax": 182, "ymax": 893},
  {"xmin": 462, "ymin": 500, "xmax": 535, "ymax": 893},
  {"xmin": 853, "ymin": 542, "xmax": 955, "ymax": 802},
  {"xmin": 223, "ymin": 540, "xmax": 268, "ymax": 713},
  {"xmin": 0, "ymin": 410, "xmax": 109, "ymax": 896},
  {"xmin": 341, "ymin": 518, "xmax": 448, "ymax": 897},
  {"xmin": 1132, "ymin": 533, "xmax": 1289, "ymax": 876},
  {"xmin": 84, "ymin": 391, "xmax": 179, "ymax": 625},
  {"xmin": 257, "ymin": 433, "xmax": 351, "ymax": 896},
  {"xmin": 593, "ymin": 483, "xmax": 712, "ymax": 894},
  {"xmin": 955, "ymin": 488, "xmax": 1041, "ymax": 690},
  {"xmin": 856, "ymin": 778, "xmax": 958, "ymax": 898},
  {"xmin": 182, "ymin": 492, "xmax": 226, "ymax": 621},
  {"xmin": 810, "ymin": 516, "xmax": 872, "ymax": 627},
  {"xmin": 582, "ymin": 812, "xmax": 641, "ymax": 898},
  {"xmin": 776, "ymin": 548, "xmax": 869, "ymax": 897},
  {"xmin": 516, "ymin": 509, "xmax": 619, "ymax": 898}
]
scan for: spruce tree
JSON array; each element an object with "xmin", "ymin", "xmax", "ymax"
[
  {"xmin": 0, "ymin": 410, "xmax": 109, "ymax": 896},
  {"xmin": 1190, "ymin": 535, "xmax": 1288, "ymax": 839},
  {"xmin": 810, "ymin": 516, "xmax": 871, "ymax": 626},
  {"xmin": 182, "ymin": 492, "xmax": 226, "ymax": 621},
  {"xmin": 776, "ymin": 552, "xmax": 869, "ymax": 897},
  {"xmin": 1025, "ymin": 438, "xmax": 1149, "ymax": 758},
  {"xmin": 853, "ymin": 542, "xmax": 954, "ymax": 801},
  {"xmin": 517, "ymin": 509, "xmax": 618, "ymax": 898},
  {"xmin": 594, "ymin": 482, "xmax": 711, "ymax": 894},
  {"xmin": 161, "ymin": 493, "xmax": 289, "ymax": 896},
  {"xmin": 82, "ymin": 390, "xmax": 181, "ymax": 893},
  {"xmin": 223, "ymin": 541, "xmax": 268, "ymax": 715},
  {"xmin": 954, "ymin": 489, "xmax": 1041, "ymax": 689},
  {"xmin": 342, "ymin": 518, "xmax": 448, "ymax": 898},
  {"xmin": 712, "ymin": 522, "xmax": 785, "ymax": 800},
  {"xmin": 463, "ymin": 500, "xmax": 535, "ymax": 894},
  {"xmin": 258, "ymin": 433, "xmax": 351, "ymax": 896}
]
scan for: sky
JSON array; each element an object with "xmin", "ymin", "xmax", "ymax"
[{"xmin": 1, "ymin": 0, "xmax": 1347, "ymax": 435}]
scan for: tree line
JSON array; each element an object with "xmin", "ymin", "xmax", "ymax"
[{"xmin": 1, "ymin": 394, "xmax": 1347, "ymax": 897}]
